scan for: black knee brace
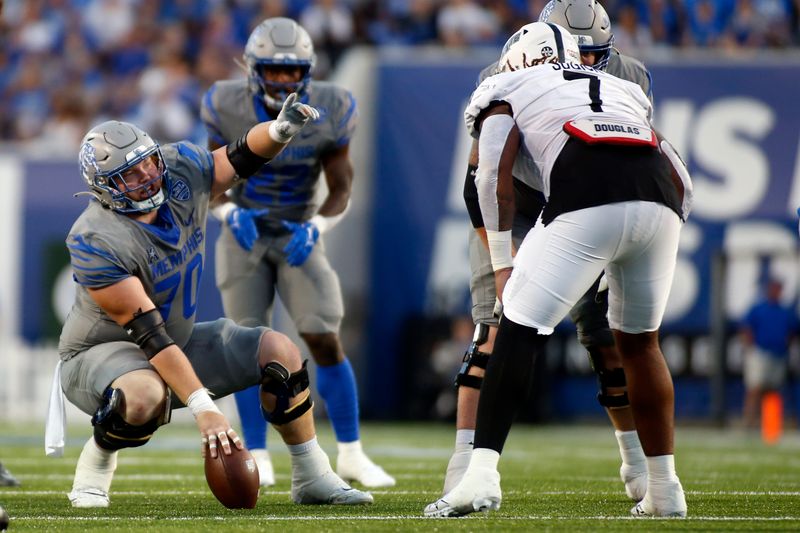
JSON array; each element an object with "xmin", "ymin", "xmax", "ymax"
[
  {"xmin": 454, "ymin": 323, "xmax": 491, "ymax": 390},
  {"xmin": 569, "ymin": 276, "xmax": 615, "ymax": 348},
  {"xmin": 587, "ymin": 349, "xmax": 630, "ymax": 409},
  {"xmin": 260, "ymin": 360, "xmax": 313, "ymax": 425},
  {"xmin": 91, "ymin": 387, "xmax": 167, "ymax": 451}
]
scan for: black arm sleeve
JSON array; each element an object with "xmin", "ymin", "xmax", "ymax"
[{"xmin": 463, "ymin": 164, "xmax": 484, "ymax": 229}]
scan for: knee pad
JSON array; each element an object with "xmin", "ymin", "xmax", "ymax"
[
  {"xmin": 587, "ymin": 349, "xmax": 630, "ymax": 409},
  {"xmin": 454, "ymin": 323, "xmax": 491, "ymax": 390},
  {"xmin": 91, "ymin": 387, "xmax": 167, "ymax": 451},
  {"xmin": 260, "ymin": 360, "xmax": 313, "ymax": 425},
  {"xmin": 569, "ymin": 278, "xmax": 614, "ymax": 348}
]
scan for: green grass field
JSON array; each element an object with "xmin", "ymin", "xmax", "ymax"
[{"xmin": 1, "ymin": 421, "xmax": 799, "ymax": 532}]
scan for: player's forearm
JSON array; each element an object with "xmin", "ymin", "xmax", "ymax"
[
  {"xmin": 149, "ymin": 344, "xmax": 206, "ymax": 404},
  {"xmin": 476, "ymin": 122, "xmax": 514, "ymax": 231},
  {"xmin": 210, "ymin": 123, "xmax": 287, "ymax": 198},
  {"xmin": 248, "ymin": 122, "xmax": 290, "ymax": 159},
  {"xmin": 316, "ymin": 187, "xmax": 351, "ymax": 217}
]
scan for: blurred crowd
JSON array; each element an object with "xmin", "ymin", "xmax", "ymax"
[{"xmin": 1, "ymin": 0, "xmax": 799, "ymax": 155}]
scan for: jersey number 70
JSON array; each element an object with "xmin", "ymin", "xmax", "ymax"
[{"xmin": 153, "ymin": 253, "xmax": 203, "ymax": 320}]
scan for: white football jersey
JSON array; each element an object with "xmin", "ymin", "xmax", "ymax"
[{"xmin": 465, "ymin": 62, "xmax": 653, "ymax": 199}]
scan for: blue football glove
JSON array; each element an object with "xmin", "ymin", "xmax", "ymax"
[
  {"xmin": 226, "ymin": 207, "xmax": 269, "ymax": 251},
  {"xmin": 282, "ymin": 220, "xmax": 320, "ymax": 267}
]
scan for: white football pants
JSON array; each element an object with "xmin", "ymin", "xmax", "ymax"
[{"xmin": 503, "ymin": 201, "xmax": 681, "ymax": 334}]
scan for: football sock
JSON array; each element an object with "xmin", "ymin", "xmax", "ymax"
[
  {"xmin": 470, "ymin": 448, "xmax": 500, "ymax": 471},
  {"xmin": 646, "ymin": 454, "xmax": 678, "ymax": 483},
  {"xmin": 455, "ymin": 429, "xmax": 475, "ymax": 450},
  {"xmin": 616, "ymin": 430, "xmax": 646, "ymax": 466},
  {"xmin": 234, "ymin": 385, "xmax": 267, "ymax": 450},
  {"xmin": 443, "ymin": 430, "xmax": 475, "ymax": 493},
  {"xmin": 288, "ymin": 437, "xmax": 331, "ymax": 481},
  {"xmin": 316, "ymin": 358, "xmax": 359, "ymax": 443},
  {"xmin": 474, "ymin": 317, "xmax": 547, "ymax": 453},
  {"xmin": 74, "ymin": 438, "xmax": 117, "ymax": 492}
]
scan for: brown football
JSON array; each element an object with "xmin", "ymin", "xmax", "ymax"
[{"xmin": 204, "ymin": 445, "xmax": 260, "ymax": 509}]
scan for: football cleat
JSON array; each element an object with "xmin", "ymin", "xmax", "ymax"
[
  {"xmin": 630, "ymin": 480, "xmax": 687, "ymax": 518},
  {"xmin": 424, "ymin": 467, "xmax": 501, "ymax": 517},
  {"xmin": 292, "ymin": 471, "xmax": 374, "ymax": 505},
  {"xmin": 0, "ymin": 462, "xmax": 20, "ymax": 487},
  {"xmin": 68, "ymin": 487, "xmax": 110, "ymax": 508},
  {"xmin": 620, "ymin": 463, "xmax": 648, "ymax": 501},
  {"xmin": 251, "ymin": 449, "xmax": 276, "ymax": 487},
  {"xmin": 337, "ymin": 451, "xmax": 395, "ymax": 488}
]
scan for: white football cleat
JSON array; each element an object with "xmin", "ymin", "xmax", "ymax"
[
  {"xmin": 251, "ymin": 449, "xmax": 275, "ymax": 487},
  {"xmin": 68, "ymin": 487, "xmax": 109, "ymax": 508},
  {"xmin": 337, "ymin": 452, "xmax": 395, "ymax": 488},
  {"xmin": 630, "ymin": 480, "xmax": 687, "ymax": 518},
  {"xmin": 292, "ymin": 471, "xmax": 374, "ymax": 505},
  {"xmin": 424, "ymin": 467, "xmax": 501, "ymax": 517},
  {"xmin": 620, "ymin": 463, "xmax": 648, "ymax": 501}
]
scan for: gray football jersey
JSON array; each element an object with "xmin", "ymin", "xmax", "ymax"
[
  {"xmin": 59, "ymin": 142, "xmax": 216, "ymax": 359},
  {"xmin": 201, "ymin": 80, "xmax": 357, "ymax": 222},
  {"xmin": 607, "ymin": 49, "xmax": 652, "ymax": 102}
]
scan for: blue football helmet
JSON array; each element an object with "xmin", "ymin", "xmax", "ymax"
[
  {"xmin": 243, "ymin": 17, "xmax": 316, "ymax": 111},
  {"xmin": 78, "ymin": 121, "xmax": 170, "ymax": 213},
  {"xmin": 539, "ymin": 0, "xmax": 614, "ymax": 70}
]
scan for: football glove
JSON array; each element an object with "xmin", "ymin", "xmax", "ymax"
[
  {"xmin": 281, "ymin": 220, "xmax": 319, "ymax": 267},
  {"xmin": 226, "ymin": 207, "xmax": 269, "ymax": 251},
  {"xmin": 268, "ymin": 93, "xmax": 320, "ymax": 144}
]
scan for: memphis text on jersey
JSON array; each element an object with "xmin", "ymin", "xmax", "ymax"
[{"xmin": 150, "ymin": 228, "xmax": 204, "ymax": 279}]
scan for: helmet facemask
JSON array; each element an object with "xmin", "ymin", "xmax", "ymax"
[
  {"xmin": 574, "ymin": 35, "xmax": 614, "ymax": 70},
  {"xmin": 250, "ymin": 61, "xmax": 313, "ymax": 111}
]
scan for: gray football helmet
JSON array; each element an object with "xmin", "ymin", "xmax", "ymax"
[
  {"xmin": 78, "ymin": 121, "xmax": 170, "ymax": 213},
  {"xmin": 243, "ymin": 17, "xmax": 315, "ymax": 111},
  {"xmin": 539, "ymin": 0, "xmax": 614, "ymax": 70},
  {"xmin": 498, "ymin": 22, "xmax": 580, "ymax": 73}
]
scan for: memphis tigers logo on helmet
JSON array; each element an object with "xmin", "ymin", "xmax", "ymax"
[
  {"xmin": 171, "ymin": 179, "xmax": 191, "ymax": 201},
  {"xmin": 79, "ymin": 142, "xmax": 100, "ymax": 183}
]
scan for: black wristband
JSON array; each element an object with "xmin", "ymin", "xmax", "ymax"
[
  {"xmin": 226, "ymin": 131, "xmax": 270, "ymax": 180},
  {"xmin": 463, "ymin": 164, "xmax": 484, "ymax": 228},
  {"xmin": 123, "ymin": 308, "xmax": 175, "ymax": 359}
]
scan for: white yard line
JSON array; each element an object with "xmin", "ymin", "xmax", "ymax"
[{"xmin": 9, "ymin": 515, "xmax": 800, "ymax": 522}]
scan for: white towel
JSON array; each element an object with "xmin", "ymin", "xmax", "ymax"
[{"xmin": 45, "ymin": 360, "xmax": 66, "ymax": 457}]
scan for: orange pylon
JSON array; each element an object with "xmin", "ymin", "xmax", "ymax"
[{"xmin": 761, "ymin": 392, "xmax": 783, "ymax": 445}]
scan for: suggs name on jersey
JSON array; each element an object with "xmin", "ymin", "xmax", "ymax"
[
  {"xmin": 150, "ymin": 228, "xmax": 204, "ymax": 278},
  {"xmin": 551, "ymin": 62, "xmax": 598, "ymax": 72}
]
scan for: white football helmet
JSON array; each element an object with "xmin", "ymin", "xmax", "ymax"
[
  {"xmin": 78, "ymin": 121, "xmax": 169, "ymax": 213},
  {"xmin": 243, "ymin": 17, "xmax": 315, "ymax": 111},
  {"xmin": 539, "ymin": 0, "xmax": 614, "ymax": 70},
  {"xmin": 498, "ymin": 22, "xmax": 580, "ymax": 73}
]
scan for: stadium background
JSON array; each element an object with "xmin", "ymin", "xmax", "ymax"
[{"xmin": 1, "ymin": 0, "xmax": 800, "ymax": 429}]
